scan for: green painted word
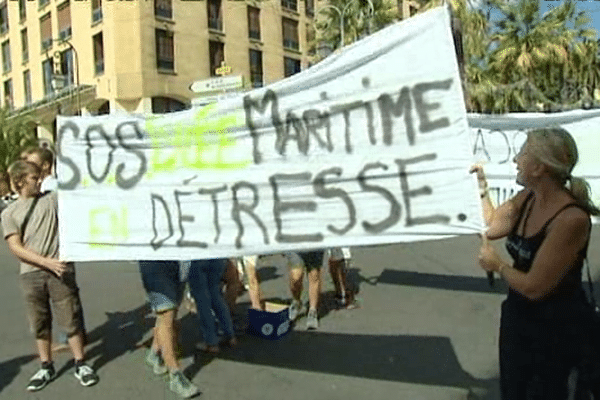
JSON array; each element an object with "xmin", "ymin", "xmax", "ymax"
[
  {"xmin": 145, "ymin": 104, "xmax": 250, "ymax": 174},
  {"xmin": 89, "ymin": 206, "xmax": 129, "ymax": 247}
]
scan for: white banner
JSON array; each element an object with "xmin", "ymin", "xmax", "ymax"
[
  {"xmin": 468, "ymin": 110, "xmax": 600, "ymax": 223},
  {"xmin": 56, "ymin": 6, "xmax": 481, "ymax": 261}
]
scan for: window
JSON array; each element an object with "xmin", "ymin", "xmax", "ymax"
[
  {"xmin": 39, "ymin": 0, "xmax": 50, "ymax": 8},
  {"xmin": 152, "ymin": 97, "xmax": 186, "ymax": 114},
  {"xmin": 281, "ymin": 0, "xmax": 296, "ymax": 12},
  {"xmin": 2, "ymin": 40, "xmax": 10, "ymax": 73},
  {"xmin": 3, "ymin": 79, "xmax": 12, "ymax": 109},
  {"xmin": 61, "ymin": 48, "xmax": 74, "ymax": 87},
  {"xmin": 21, "ymin": 29, "xmax": 28, "ymax": 63},
  {"xmin": 207, "ymin": 0, "xmax": 222, "ymax": 31},
  {"xmin": 282, "ymin": 18, "xmax": 299, "ymax": 50},
  {"xmin": 305, "ymin": 0, "xmax": 314, "ymax": 17},
  {"xmin": 155, "ymin": 28, "xmax": 174, "ymax": 70},
  {"xmin": 40, "ymin": 13, "xmax": 52, "ymax": 51},
  {"xmin": 0, "ymin": 3, "xmax": 8, "ymax": 35},
  {"xmin": 23, "ymin": 70, "xmax": 31, "ymax": 105},
  {"xmin": 42, "ymin": 58, "xmax": 53, "ymax": 95},
  {"xmin": 247, "ymin": 6, "xmax": 260, "ymax": 40},
  {"xmin": 93, "ymin": 32, "xmax": 104, "ymax": 74},
  {"xmin": 155, "ymin": 0, "xmax": 172, "ymax": 19},
  {"xmin": 208, "ymin": 40, "xmax": 224, "ymax": 77},
  {"xmin": 249, "ymin": 49, "xmax": 262, "ymax": 88},
  {"xmin": 92, "ymin": 0, "xmax": 102, "ymax": 23},
  {"xmin": 18, "ymin": 0, "xmax": 26, "ymax": 22},
  {"xmin": 58, "ymin": 2, "xmax": 72, "ymax": 41},
  {"xmin": 284, "ymin": 56, "xmax": 300, "ymax": 77}
]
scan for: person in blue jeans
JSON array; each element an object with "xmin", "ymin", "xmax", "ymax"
[{"xmin": 188, "ymin": 258, "xmax": 237, "ymax": 354}]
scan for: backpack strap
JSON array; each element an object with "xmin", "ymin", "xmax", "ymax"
[{"xmin": 20, "ymin": 195, "xmax": 40, "ymax": 243}]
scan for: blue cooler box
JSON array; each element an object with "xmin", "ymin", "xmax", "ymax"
[{"xmin": 247, "ymin": 302, "xmax": 291, "ymax": 340}]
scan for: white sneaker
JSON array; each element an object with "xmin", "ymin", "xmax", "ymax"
[
  {"xmin": 169, "ymin": 370, "xmax": 199, "ymax": 398},
  {"xmin": 74, "ymin": 364, "xmax": 99, "ymax": 387},
  {"xmin": 306, "ymin": 309, "xmax": 319, "ymax": 330},
  {"xmin": 288, "ymin": 300, "xmax": 305, "ymax": 321}
]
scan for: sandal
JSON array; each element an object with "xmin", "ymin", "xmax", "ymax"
[{"xmin": 199, "ymin": 344, "xmax": 220, "ymax": 354}]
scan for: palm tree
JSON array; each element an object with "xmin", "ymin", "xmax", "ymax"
[
  {"xmin": 485, "ymin": 0, "xmax": 597, "ymax": 111},
  {"xmin": 311, "ymin": 0, "xmax": 397, "ymax": 57}
]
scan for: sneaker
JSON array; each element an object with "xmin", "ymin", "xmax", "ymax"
[
  {"xmin": 145, "ymin": 348, "xmax": 168, "ymax": 375},
  {"xmin": 288, "ymin": 300, "xmax": 305, "ymax": 321},
  {"xmin": 27, "ymin": 365, "xmax": 55, "ymax": 392},
  {"xmin": 306, "ymin": 309, "xmax": 319, "ymax": 330},
  {"xmin": 169, "ymin": 370, "xmax": 199, "ymax": 398},
  {"xmin": 74, "ymin": 364, "xmax": 99, "ymax": 387}
]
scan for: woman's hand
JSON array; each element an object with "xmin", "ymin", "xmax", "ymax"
[
  {"xmin": 478, "ymin": 234, "xmax": 503, "ymax": 273},
  {"xmin": 469, "ymin": 164, "xmax": 488, "ymax": 190}
]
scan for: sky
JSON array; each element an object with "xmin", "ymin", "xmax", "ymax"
[{"xmin": 540, "ymin": 0, "xmax": 600, "ymax": 34}]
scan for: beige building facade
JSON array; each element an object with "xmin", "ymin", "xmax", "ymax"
[{"xmin": 0, "ymin": 0, "xmax": 316, "ymax": 141}]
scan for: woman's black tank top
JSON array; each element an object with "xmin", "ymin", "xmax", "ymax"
[{"xmin": 504, "ymin": 192, "xmax": 590, "ymax": 307}]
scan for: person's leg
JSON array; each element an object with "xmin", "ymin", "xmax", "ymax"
[
  {"xmin": 205, "ymin": 259, "xmax": 235, "ymax": 343},
  {"xmin": 21, "ymin": 272, "xmax": 53, "ymax": 360},
  {"xmin": 299, "ymin": 251, "xmax": 323, "ymax": 330},
  {"xmin": 49, "ymin": 271, "xmax": 98, "ymax": 387},
  {"xmin": 329, "ymin": 258, "xmax": 345, "ymax": 296},
  {"xmin": 307, "ymin": 267, "xmax": 321, "ymax": 312},
  {"xmin": 288, "ymin": 253, "xmax": 304, "ymax": 302},
  {"xmin": 154, "ymin": 309, "xmax": 179, "ymax": 371},
  {"xmin": 222, "ymin": 258, "xmax": 243, "ymax": 312},
  {"xmin": 139, "ymin": 261, "xmax": 197, "ymax": 397},
  {"xmin": 499, "ymin": 303, "xmax": 530, "ymax": 400},
  {"xmin": 188, "ymin": 260, "xmax": 219, "ymax": 350},
  {"xmin": 243, "ymin": 256, "xmax": 264, "ymax": 310}
]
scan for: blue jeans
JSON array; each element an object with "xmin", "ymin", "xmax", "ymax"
[{"xmin": 188, "ymin": 259, "xmax": 234, "ymax": 346}]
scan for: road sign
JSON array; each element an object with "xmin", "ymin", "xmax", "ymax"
[{"xmin": 189, "ymin": 75, "xmax": 243, "ymax": 94}]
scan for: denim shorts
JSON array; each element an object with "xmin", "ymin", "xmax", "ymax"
[{"xmin": 139, "ymin": 261, "xmax": 184, "ymax": 313}]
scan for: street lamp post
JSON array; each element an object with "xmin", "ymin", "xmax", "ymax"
[
  {"xmin": 47, "ymin": 38, "xmax": 81, "ymax": 115},
  {"xmin": 314, "ymin": 0, "xmax": 374, "ymax": 50}
]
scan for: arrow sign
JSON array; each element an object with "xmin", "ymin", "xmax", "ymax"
[{"xmin": 190, "ymin": 75, "xmax": 243, "ymax": 94}]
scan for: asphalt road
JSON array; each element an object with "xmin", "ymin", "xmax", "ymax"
[{"xmin": 1, "ymin": 230, "xmax": 599, "ymax": 400}]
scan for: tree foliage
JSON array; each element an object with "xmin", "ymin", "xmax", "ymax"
[
  {"xmin": 311, "ymin": 0, "xmax": 397, "ymax": 56},
  {"xmin": 0, "ymin": 107, "xmax": 38, "ymax": 191},
  {"xmin": 453, "ymin": 0, "xmax": 599, "ymax": 113}
]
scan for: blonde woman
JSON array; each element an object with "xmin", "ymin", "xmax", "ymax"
[{"xmin": 471, "ymin": 127, "xmax": 599, "ymax": 399}]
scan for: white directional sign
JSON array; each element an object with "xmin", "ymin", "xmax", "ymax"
[{"xmin": 190, "ymin": 75, "xmax": 243, "ymax": 94}]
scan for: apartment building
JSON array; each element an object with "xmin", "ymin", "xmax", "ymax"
[{"xmin": 0, "ymin": 0, "xmax": 315, "ymax": 141}]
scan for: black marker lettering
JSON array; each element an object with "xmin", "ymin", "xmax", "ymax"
[
  {"xmin": 358, "ymin": 162, "xmax": 401, "ymax": 233},
  {"xmin": 313, "ymin": 167, "xmax": 356, "ymax": 235},
  {"xmin": 270, "ymin": 173, "xmax": 323, "ymax": 243}
]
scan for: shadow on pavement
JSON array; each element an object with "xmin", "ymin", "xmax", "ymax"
[
  {"xmin": 83, "ymin": 304, "xmax": 154, "ymax": 371},
  {"xmin": 377, "ymin": 269, "xmax": 507, "ymax": 294},
  {"xmin": 0, "ymin": 354, "xmax": 37, "ymax": 394},
  {"xmin": 186, "ymin": 329, "xmax": 496, "ymax": 396}
]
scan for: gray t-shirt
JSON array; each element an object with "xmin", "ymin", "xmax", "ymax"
[{"xmin": 1, "ymin": 192, "xmax": 70, "ymax": 274}]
